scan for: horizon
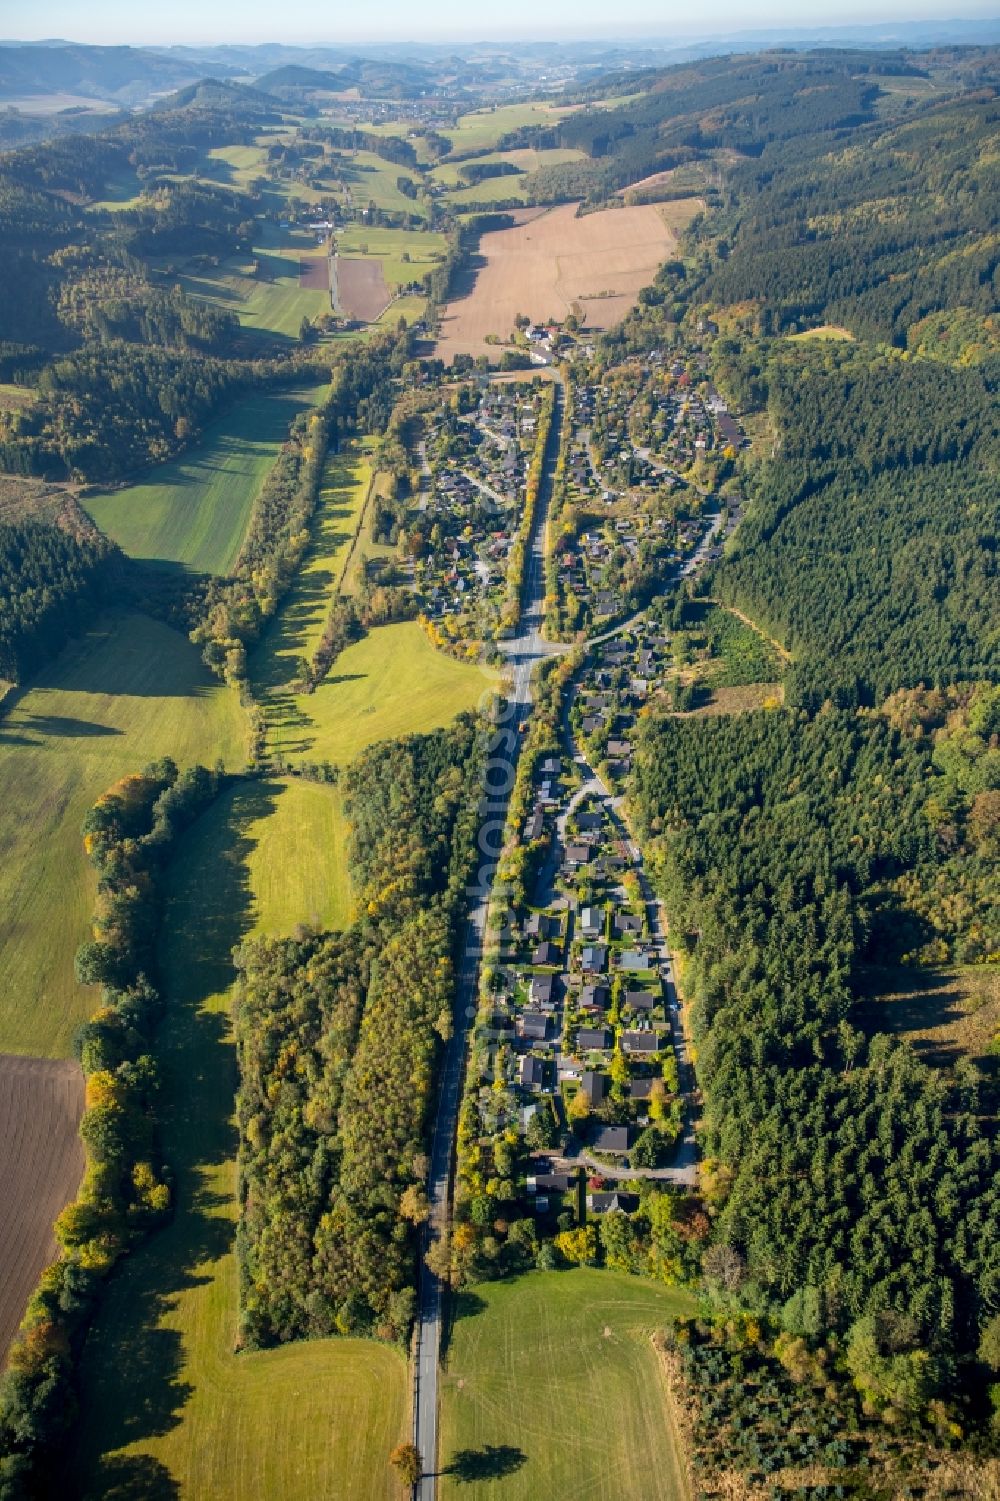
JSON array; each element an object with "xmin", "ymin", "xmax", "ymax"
[{"xmin": 2, "ymin": 4, "xmax": 998, "ymax": 47}]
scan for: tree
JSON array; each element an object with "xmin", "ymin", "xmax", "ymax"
[
  {"xmin": 399, "ymin": 1185, "xmax": 430, "ymax": 1225},
  {"xmin": 425, "ymin": 1232, "xmax": 452, "ymax": 1281},
  {"xmin": 390, "ymin": 1442, "xmax": 422, "ymax": 1487}
]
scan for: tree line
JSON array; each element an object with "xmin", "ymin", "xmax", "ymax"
[{"xmin": 0, "ymin": 515, "xmax": 118, "ymax": 683}]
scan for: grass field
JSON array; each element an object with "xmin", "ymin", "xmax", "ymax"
[
  {"xmin": 263, "ymin": 620, "xmax": 497, "ymax": 766},
  {"xmin": 439, "ymin": 1270, "xmax": 693, "ymax": 1501},
  {"xmin": 334, "ymin": 223, "xmax": 446, "ymax": 290},
  {"xmin": 441, "ymin": 103, "xmax": 573, "ymax": 156},
  {"xmin": 251, "ymin": 440, "xmax": 373, "ymax": 691},
  {"xmin": 379, "ymin": 293, "xmax": 428, "ymax": 327},
  {"xmin": 340, "ymin": 149, "xmax": 426, "ymax": 216},
  {"xmin": 84, "ymin": 385, "xmax": 327, "ymax": 576},
  {"xmin": 76, "ymin": 780, "xmax": 404, "ymax": 1501},
  {"xmin": 0, "ymin": 611, "xmax": 246, "ymax": 1059}
]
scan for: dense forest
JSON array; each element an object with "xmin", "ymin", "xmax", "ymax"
[
  {"xmin": 235, "ymin": 716, "xmax": 485, "ymax": 1345},
  {"xmin": 0, "ymin": 516, "xmax": 118, "ymax": 682},
  {"xmin": 632, "ymin": 703, "xmax": 1000, "ymax": 1376},
  {"xmin": 708, "ymin": 339, "xmax": 1000, "ymax": 707}
]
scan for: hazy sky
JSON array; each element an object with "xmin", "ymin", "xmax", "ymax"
[{"xmin": 2, "ymin": 0, "xmax": 996, "ymax": 46}]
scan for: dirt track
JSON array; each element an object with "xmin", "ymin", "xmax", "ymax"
[
  {"xmin": 0, "ymin": 1054, "xmax": 84, "ymax": 1359},
  {"xmin": 434, "ymin": 202, "xmax": 677, "ymax": 361},
  {"xmin": 333, "ymin": 256, "xmax": 390, "ymax": 322}
]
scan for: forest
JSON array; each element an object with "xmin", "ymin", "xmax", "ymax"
[
  {"xmin": 0, "ymin": 516, "xmax": 118, "ymax": 682},
  {"xmin": 235, "ymin": 716, "xmax": 485, "ymax": 1346},
  {"xmin": 708, "ymin": 339, "xmax": 1000, "ymax": 707},
  {"xmin": 631, "ymin": 703, "xmax": 1000, "ymax": 1386}
]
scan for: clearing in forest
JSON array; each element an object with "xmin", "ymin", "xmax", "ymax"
[
  {"xmin": 438, "ymin": 1270, "xmax": 693, "ymax": 1500},
  {"xmin": 76, "ymin": 778, "xmax": 403, "ymax": 1501},
  {"xmin": 84, "ymin": 384, "xmax": 327, "ymax": 576},
  {"xmin": 434, "ymin": 203, "xmax": 679, "ymax": 361},
  {"xmin": 0, "ymin": 611, "xmax": 246, "ymax": 1059},
  {"xmin": 0, "ymin": 1055, "xmax": 84, "ymax": 1359}
]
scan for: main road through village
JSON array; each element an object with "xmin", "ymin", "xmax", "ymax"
[{"xmin": 412, "ymin": 378, "xmax": 713, "ymax": 1494}]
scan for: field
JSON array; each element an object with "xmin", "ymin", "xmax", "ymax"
[
  {"xmin": 0, "ymin": 1055, "xmax": 84, "ymax": 1358},
  {"xmin": 262, "ymin": 620, "xmax": 497, "ymax": 766},
  {"xmin": 334, "ymin": 256, "xmax": 391, "ymax": 322},
  {"xmin": 334, "ymin": 224, "xmax": 447, "ymax": 290},
  {"xmin": 441, "ymin": 102, "xmax": 574, "ymax": 156},
  {"xmin": 0, "ymin": 382, "xmax": 36, "ymax": 413},
  {"xmin": 176, "ymin": 223, "xmax": 333, "ymax": 341},
  {"xmin": 857, "ymin": 966, "xmax": 1000, "ymax": 1069},
  {"xmin": 250, "ymin": 439, "xmax": 373, "ymax": 686},
  {"xmin": 435, "ymin": 203, "xmax": 679, "ymax": 360},
  {"xmin": 0, "ymin": 611, "xmax": 246, "ymax": 1059},
  {"xmin": 76, "ymin": 781, "xmax": 405, "ymax": 1501},
  {"xmin": 84, "ymin": 384, "xmax": 327, "ymax": 575},
  {"xmin": 438, "ymin": 1270, "xmax": 693, "ymax": 1500},
  {"xmin": 788, "ymin": 324, "xmax": 856, "ymax": 342},
  {"xmin": 339, "ymin": 149, "xmax": 426, "ymax": 217}
]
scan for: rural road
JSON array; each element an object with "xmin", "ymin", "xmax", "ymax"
[{"xmin": 412, "ymin": 382, "xmax": 566, "ymax": 1499}]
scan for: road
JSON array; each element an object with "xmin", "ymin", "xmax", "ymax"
[{"xmin": 412, "ymin": 381, "xmax": 566, "ymax": 1499}]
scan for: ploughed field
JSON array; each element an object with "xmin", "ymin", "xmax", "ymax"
[
  {"xmin": 334, "ymin": 256, "xmax": 391, "ymax": 322},
  {"xmin": 0, "ymin": 1055, "xmax": 85, "ymax": 1358},
  {"xmin": 435, "ymin": 203, "xmax": 680, "ymax": 360}
]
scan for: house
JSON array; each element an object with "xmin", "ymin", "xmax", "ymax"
[
  {"xmin": 576, "ymin": 812, "xmax": 603, "ymax": 832},
  {"xmin": 525, "ymin": 912, "xmax": 552, "ymax": 940},
  {"xmin": 580, "ymin": 1069, "xmax": 607, "ymax": 1107},
  {"xmin": 520, "ymin": 1010, "xmax": 550, "ymax": 1041},
  {"xmin": 621, "ymin": 1030, "xmax": 662, "ymax": 1055},
  {"xmin": 579, "ymin": 983, "xmax": 610, "ymax": 1012},
  {"xmin": 614, "ymin": 914, "xmax": 643, "ymax": 940},
  {"xmin": 629, "ymin": 1076, "xmax": 655, "ymax": 1100},
  {"xmin": 528, "ymin": 1172, "xmax": 573, "ymax": 1193},
  {"xmin": 581, "ymin": 945, "xmax": 607, "ymax": 973},
  {"xmin": 529, "ymin": 973, "xmax": 555, "ymax": 1006},
  {"xmin": 565, "ymin": 842, "xmax": 591, "ymax": 867},
  {"xmin": 579, "ymin": 906, "xmax": 603, "ymax": 939},
  {"xmin": 591, "ymin": 1124, "xmax": 634, "ymax": 1154},
  {"xmin": 588, "ymin": 1191, "xmax": 640, "ymax": 1214},
  {"xmin": 520, "ymin": 1054, "xmax": 547, "ymax": 1089},
  {"xmin": 576, "ymin": 1027, "xmax": 612, "ymax": 1052},
  {"xmin": 625, "ymin": 989, "xmax": 656, "ymax": 1013},
  {"xmin": 533, "ymin": 941, "xmax": 560, "ymax": 967},
  {"xmin": 618, "ymin": 950, "xmax": 650, "ymax": 972},
  {"xmin": 607, "ymin": 739, "xmax": 633, "ymax": 758},
  {"xmin": 524, "ymin": 812, "xmax": 544, "ymax": 841}
]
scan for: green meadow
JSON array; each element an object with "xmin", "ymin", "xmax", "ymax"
[
  {"xmin": 0, "ymin": 612, "xmax": 246, "ymax": 1059},
  {"xmin": 76, "ymin": 777, "xmax": 403, "ymax": 1501},
  {"xmin": 439, "ymin": 1271, "xmax": 693, "ymax": 1501},
  {"xmin": 84, "ymin": 385, "xmax": 327, "ymax": 576}
]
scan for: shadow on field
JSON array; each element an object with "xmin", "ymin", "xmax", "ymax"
[
  {"xmin": 440, "ymin": 1288, "xmax": 487, "ymax": 1362},
  {"xmin": 443, "ymin": 1445, "xmax": 527, "ymax": 1483},
  {"xmin": 77, "ymin": 781, "xmax": 282, "ymax": 1495}
]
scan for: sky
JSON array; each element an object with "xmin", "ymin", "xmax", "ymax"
[{"xmin": 1, "ymin": 0, "xmax": 997, "ymax": 46}]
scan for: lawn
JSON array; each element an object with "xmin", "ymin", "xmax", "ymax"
[
  {"xmin": 250, "ymin": 439, "xmax": 373, "ymax": 690},
  {"xmin": 263, "ymin": 620, "xmax": 498, "ymax": 766},
  {"xmin": 0, "ymin": 611, "xmax": 246, "ymax": 1059},
  {"xmin": 84, "ymin": 384, "xmax": 328, "ymax": 575},
  {"xmin": 75, "ymin": 779, "xmax": 404, "ymax": 1501},
  {"xmin": 438, "ymin": 1270, "xmax": 693, "ymax": 1501},
  {"xmin": 339, "ymin": 149, "xmax": 427, "ymax": 217}
]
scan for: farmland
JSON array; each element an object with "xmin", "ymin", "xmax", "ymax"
[
  {"xmin": 0, "ymin": 611, "xmax": 246, "ymax": 1059},
  {"xmin": 76, "ymin": 781, "xmax": 405, "ymax": 1501},
  {"xmin": 0, "ymin": 1056, "xmax": 84, "ymax": 1358},
  {"xmin": 441, "ymin": 102, "xmax": 574, "ymax": 156},
  {"xmin": 438, "ymin": 1271, "xmax": 693, "ymax": 1501},
  {"xmin": 334, "ymin": 256, "xmax": 391, "ymax": 322},
  {"xmin": 84, "ymin": 384, "xmax": 327, "ymax": 575},
  {"xmin": 263, "ymin": 620, "xmax": 497, "ymax": 766},
  {"xmin": 435, "ymin": 203, "xmax": 681, "ymax": 360}
]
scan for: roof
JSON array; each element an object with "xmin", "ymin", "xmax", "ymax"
[
  {"xmin": 581, "ymin": 945, "xmax": 607, "ymax": 971},
  {"xmin": 625, "ymin": 989, "xmax": 655, "ymax": 1011},
  {"xmin": 621, "ymin": 1030, "xmax": 662, "ymax": 1053},
  {"xmin": 529, "ymin": 1171, "xmax": 573, "ymax": 1192},
  {"xmin": 591, "ymin": 1124, "xmax": 634, "ymax": 1153},
  {"xmin": 588, "ymin": 1191, "xmax": 640, "ymax": 1214},
  {"xmin": 520, "ymin": 1010, "xmax": 549, "ymax": 1039},
  {"xmin": 533, "ymin": 942, "xmax": 560, "ymax": 966},
  {"xmin": 529, "ymin": 973, "xmax": 555, "ymax": 1003},
  {"xmin": 520, "ymin": 1055, "xmax": 547, "ymax": 1086},
  {"xmin": 576, "ymin": 1028, "xmax": 611, "ymax": 1051},
  {"xmin": 581, "ymin": 1069, "xmax": 607, "ymax": 1105}
]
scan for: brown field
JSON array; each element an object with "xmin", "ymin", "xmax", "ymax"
[
  {"xmin": 435, "ymin": 202, "xmax": 678, "ymax": 360},
  {"xmin": 856, "ymin": 966, "xmax": 1000, "ymax": 1069},
  {"xmin": 299, "ymin": 255, "xmax": 329, "ymax": 291},
  {"xmin": 334, "ymin": 256, "xmax": 390, "ymax": 322},
  {"xmin": 690, "ymin": 682, "xmax": 785, "ymax": 715},
  {"xmin": 0, "ymin": 1055, "xmax": 84, "ymax": 1358}
]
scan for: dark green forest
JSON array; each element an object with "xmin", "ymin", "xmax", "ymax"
[{"xmin": 0, "ymin": 517, "xmax": 117, "ymax": 683}]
